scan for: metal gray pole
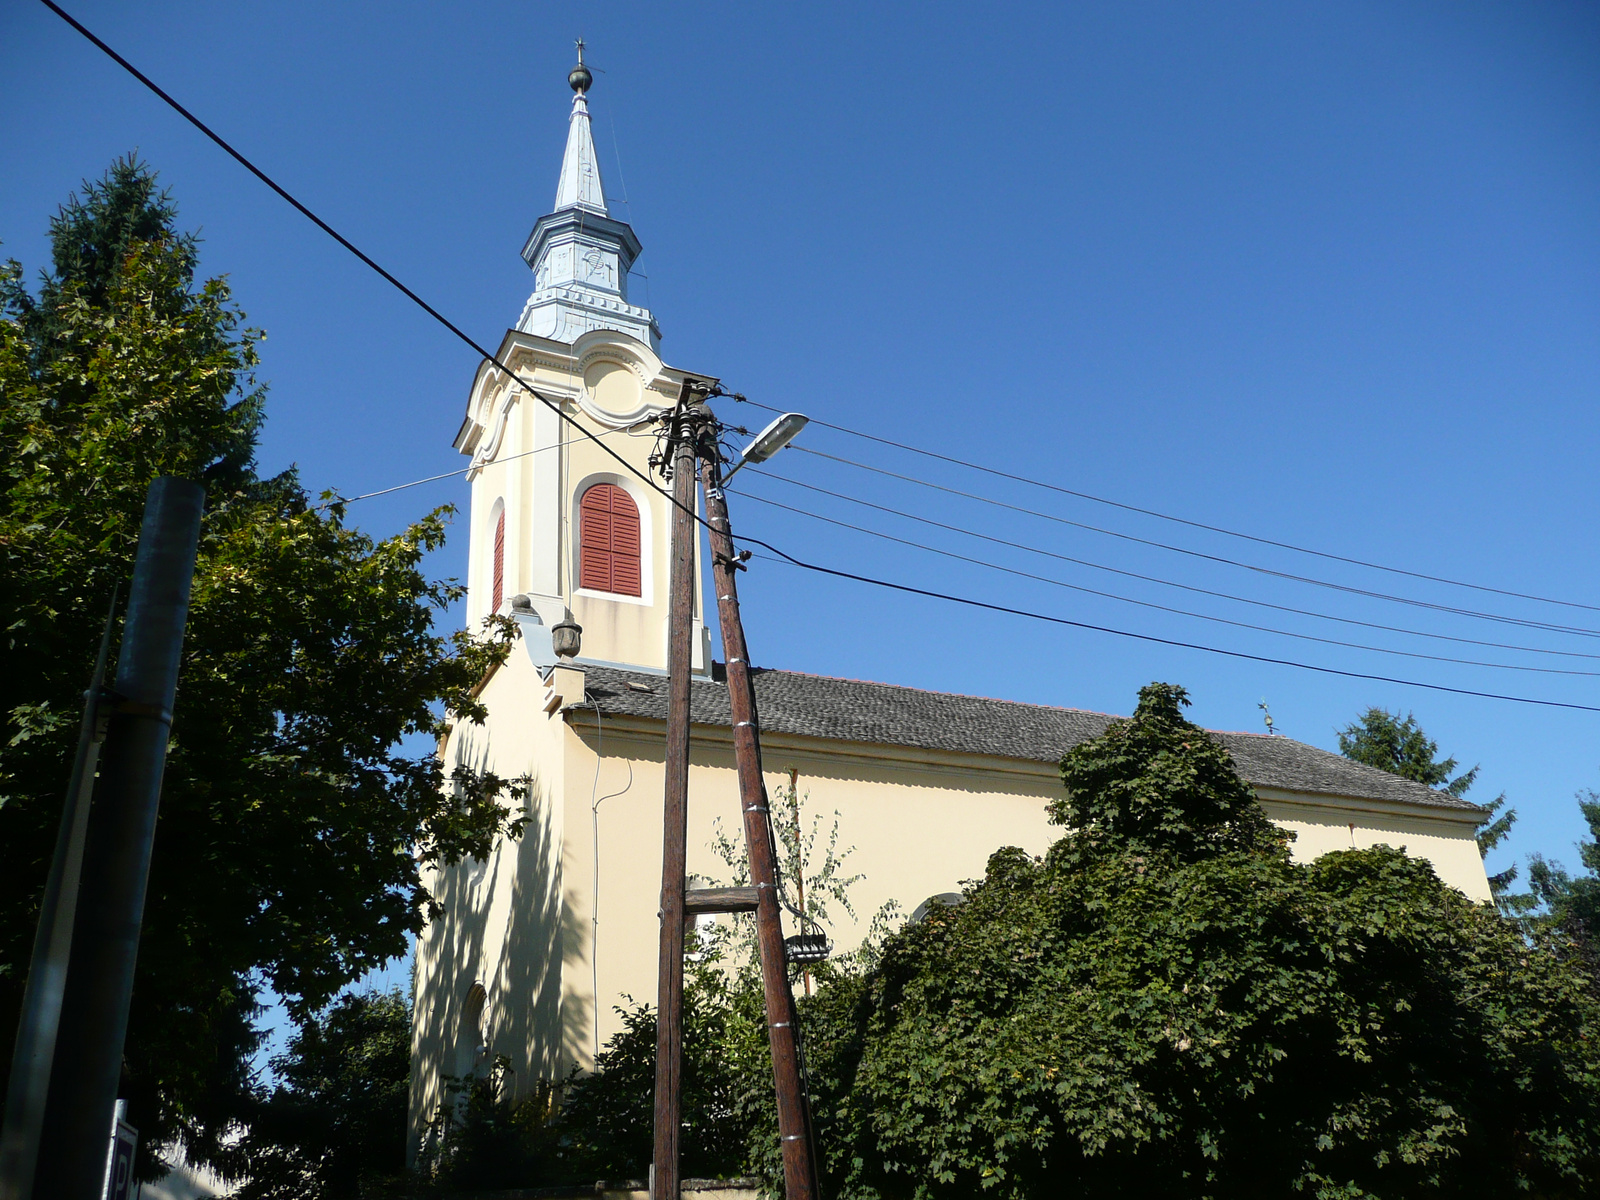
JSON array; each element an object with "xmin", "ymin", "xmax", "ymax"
[{"xmin": 31, "ymin": 477, "xmax": 204, "ymax": 1200}]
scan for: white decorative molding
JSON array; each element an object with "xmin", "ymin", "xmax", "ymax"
[
  {"xmin": 569, "ymin": 331, "xmax": 673, "ymax": 428},
  {"xmin": 471, "ymin": 387, "xmax": 518, "ymax": 472}
]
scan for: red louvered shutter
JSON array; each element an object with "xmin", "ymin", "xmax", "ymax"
[
  {"xmin": 491, "ymin": 509, "xmax": 505, "ymax": 612},
  {"xmin": 579, "ymin": 488, "xmax": 612, "ymax": 591},
  {"xmin": 579, "ymin": 484, "xmax": 641, "ymax": 597},
  {"xmin": 609, "ymin": 488, "xmax": 641, "ymax": 596}
]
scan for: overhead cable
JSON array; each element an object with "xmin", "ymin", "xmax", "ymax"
[
  {"xmin": 38, "ymin": 0, "xmax": 699, "ymax": 536},
  {"xmin": 729, "ymin": 394, "xmax": 1600, "ymax": 617},
  {"xmin": 731, "ymin": 487, "xmax": 1600, "ymax": 677},
  {"xmin": 785, "ymin": 444, "xmax": 1600, "ymax": 640},
  {"xmin": 744, "ymin": 468, "xmax": 1600, "ymax": 662},
  {"xmin": 51, "ymin": 0, "xmax": 1599, "ymax": 716},
  {"xmin": 741, "ymin": 548, "xmax": 1600, "ymax": 714},
  {"xmin": 314, "ymin": 421, "xmax": 644, "ymax": 510}
]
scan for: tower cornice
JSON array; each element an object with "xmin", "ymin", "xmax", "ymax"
[{"xmin": 521, "ymin": 209, "xmax": 644, "ymax": 275}]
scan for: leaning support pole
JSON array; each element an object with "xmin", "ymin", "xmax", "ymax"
[
  {"xmin": 32, "ymin": 477, "xmax": 205, "ymax": 1200},
  {"xmin": 0, "ymin": 590, "xmax": 119, "ymax": 1200},
  {"xmin": 698, "ymin": 449, "xmax": 821, "ymax": 1200},
  {"xmin": 651, "ymin": 391, "xmax": 706, "ymax": 1200}
]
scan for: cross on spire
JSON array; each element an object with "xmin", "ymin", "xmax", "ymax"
[{"xmin": 569, "ymin": 38, "xmax": 593, "ymax": 96}]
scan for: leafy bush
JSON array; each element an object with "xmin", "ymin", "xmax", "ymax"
[
  {"xmin": 229, "ymin": 990, "xmax": 413, "ymax": 1199},
  {"xmin": 803, "ymin": 684, "xmax": 1600, "ymax": 1199}
]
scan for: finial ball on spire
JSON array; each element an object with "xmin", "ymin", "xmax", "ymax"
[{"xmin": 569, "ymin": 39, "xmax": 592, "ymax": 94}]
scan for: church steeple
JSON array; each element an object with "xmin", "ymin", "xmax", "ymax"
[
  {"xmin": 517, "ymin": 42, "xmax": 659, "ymax": 349},
  {"xmin": 553, "ymin": 42, "xmax": 607, "ymax": 216}
]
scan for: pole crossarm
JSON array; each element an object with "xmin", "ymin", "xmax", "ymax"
[{"xmin": 684, "ymin": 886, "xmax": 761, "ymax": 916}]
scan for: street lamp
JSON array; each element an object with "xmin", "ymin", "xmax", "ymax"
[{"xmin": 722, "ymin": 412, "xmax": 809, "ymax": 481}]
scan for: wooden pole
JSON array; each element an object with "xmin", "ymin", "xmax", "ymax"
[
  {"xmin": 651, "ymin": 389, "xmax": 707, "ymax": 1200},
  {"xmin": 698, "ymin": 450, "xmax": 821, "ymax": 1200}
]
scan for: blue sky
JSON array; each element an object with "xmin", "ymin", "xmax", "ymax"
[{"xmin": 5, "ymin": 1, "xmax": 1599, "ymax": 1014}]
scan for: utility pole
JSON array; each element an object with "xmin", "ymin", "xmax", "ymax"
[
  {"xmin": 651, "ymin": 386, "xmax": 710, "ymax": 1200},
  {"xmin": 32, "ymin": 477, "xmax": 205, "ymax": 1200},
  {"xmin": 788, "ymin": 766, "xmax": 812, "ymax": 998},
  {"xmin": 650, "ymin": 396, "xmax": 819, "ymax": 1200},
  {"xmin": 698, "ymin": 447, "xmax": 821, "ymax": 1200}
]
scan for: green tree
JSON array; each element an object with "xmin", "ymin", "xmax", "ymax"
[
  {"xmin": 1526, "ymin": 792, "xmax": 1600, "ymax": 984},
  {"xmin": 228, "ymin": 990, "xmax": 413, "ymax": 1199},
  {"xmin": 802, "ymin": 684, "xmax": 1600, "ymax": 1198},
  {"xmin": 1338, "ymin": 706, "xmax": 1521, "ymax": 904},
  {"xmin": 0, "ymin": 159, "xmax": 520, "ymax": 1172}
]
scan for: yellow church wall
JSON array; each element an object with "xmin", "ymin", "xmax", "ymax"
[
  {"xmin": 410, "ymin": 669, "xmax": 1494, "ymax": 1157},
  {"xmin": 558, "ymin": 713, "xmax": 1072, "ymax": 1075},
  {"xmin": 552, "ymin": 705, "xmax": 1494, "ymax": 1076},
  {"xmin": 1256, "ymin": 788, "xmax": 1491, "ymax": 900}
]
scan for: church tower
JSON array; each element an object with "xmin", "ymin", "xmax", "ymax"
[
  {"xmin": 515, "ymin": 44, "xmax": 659, "ymax": 349},
  {"xmin": 452, "ymin": 43, "xmax": 712, "ymax": 675},
  {"xmin": 413, "ymin": 53, "xmax": 720, "ymax": 1145}
]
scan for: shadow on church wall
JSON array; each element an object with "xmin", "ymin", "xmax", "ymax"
[
  {"xmin": 493, "ymin": 775, "xmax": 587, "ymax": 1090},
  {"xmin": 410, "ymin": 740, "xmax": 564, "ymax": 1155}
]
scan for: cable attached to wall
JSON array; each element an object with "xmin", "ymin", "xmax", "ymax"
[{"xmin": 583, "ymin": 692, "xmax": 632, "ymax": 1063}]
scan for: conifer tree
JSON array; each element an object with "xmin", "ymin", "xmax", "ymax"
[{"xmin": 1338, "ymin": 706, "xmax": 1522, "ymax": 904}]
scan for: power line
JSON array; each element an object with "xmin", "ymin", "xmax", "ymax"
[
  {"xmin": 38, "ymin": 0, "xmax": 703, "ymax": 538},
  {"xmin": 784, "ymin": 443, "xmax": 1600, "ymax": 640},
  {"xmin": 50, "ymin": 0, "xmax": 1600, "ymax": 717},
  {"xmin": 63, "ymin": 0, "xmax": 1578, "ymax": 652},
  {"xmin": 728, "ymin": 394, "xmax": 1600, "ymax": 617},
  {"xmin": 314, "ymin": 420, "xmax": 644, "ymax": 509},
  {"xmin": 740, "ymin": 469, "xmax": 1600, "ymax": 662},
  {"xmin": 731, "ymin": 487, "xmax": 1600, "ymax": 677},
  {"xmin": 741, "ymin": 548, "xmax": 1600, "ymax": 715}
]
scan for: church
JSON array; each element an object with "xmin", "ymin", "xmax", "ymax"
[{"xmin": 407, "ymin": 55, "xmax": 1493, "ymax": 1151}]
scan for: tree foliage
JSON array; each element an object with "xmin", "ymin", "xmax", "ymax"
[
  {"xmin": 1337, "ymin": 707, "xmax": 1478, "ymax": 797},
  {"xmin": 0, "ymin": 158, "xmax": 520, "ymax": 1169},
  {"xmin": 227, "ymin": 990, "xmax": 413, "ymax": 1199},
  {"xmin": 800, "ymin": 684, "xmax": 1600, "ymax": 1198},
  {"xmin": 1526, "ymin": 792, "xmax": 1600, "ymax": 985}
]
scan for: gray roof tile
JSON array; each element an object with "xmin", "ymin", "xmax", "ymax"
[{"xmin": 573, "ymin": 664, "xmax": 1482, "ymax": 814}]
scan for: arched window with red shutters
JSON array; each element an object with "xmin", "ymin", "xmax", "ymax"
[
  {"xmin": 491, "ymin": 506, "xmax": 506, "ymax": 613},
  {"xmin": 579, "ymin": 483, "xmax": 641, "ymax": 597}
]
